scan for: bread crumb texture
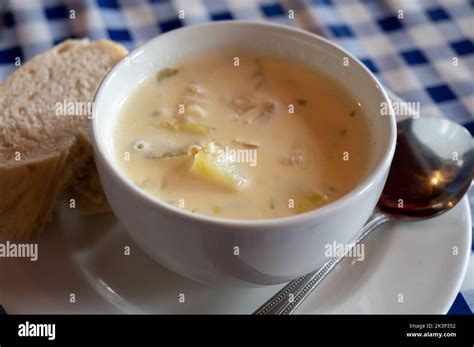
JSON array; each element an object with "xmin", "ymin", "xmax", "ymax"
[{"xmin": 0, "ymin": 39, "xmax": 127, "ymax": 238}]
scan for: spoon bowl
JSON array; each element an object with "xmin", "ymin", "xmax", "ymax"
[{"xmin": 380, "ymin": 117, "xmax": 474, "ymax": 218}]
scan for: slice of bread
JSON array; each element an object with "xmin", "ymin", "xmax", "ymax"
[{"xmin": 0, "ymin": 39, "xmax": 127, "ymax": 238}]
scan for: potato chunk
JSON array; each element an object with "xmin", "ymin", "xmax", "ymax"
[
  {"xmin": 162, "ymin": 120, "xmax": 210, "ymax": 135},
  {"xmin": 295, "ymin": 193, "xmax": 328, "ymax": 213},
  {"xmin": 191, "ymin": 143, "xmax": 245, "ymax": 190},
  {"xmin": 186, "ymin": 104, "xmax": 207, "ymax": 118}
]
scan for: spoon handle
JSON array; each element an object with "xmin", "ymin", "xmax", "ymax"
[{"xmin": 253, "ymin": 211, "xmax": 392, "ymax": 315}]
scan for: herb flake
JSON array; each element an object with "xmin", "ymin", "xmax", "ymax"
[
  {"xmin": 297, "ymin": 99, "xmax": 307, "ymax": 107},
  {"xmin": 157, "ymin": 68, "xmax": 178, "ymax": 81}
]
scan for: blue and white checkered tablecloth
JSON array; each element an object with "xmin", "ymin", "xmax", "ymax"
[{"xmin": 0, "ymin": 0, "xmax": 473, "ymax": 314}]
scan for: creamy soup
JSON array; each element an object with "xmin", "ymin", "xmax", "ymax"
[{"xmin": 113, "ymin": 51, "xmax": 372, "ymax": 219}]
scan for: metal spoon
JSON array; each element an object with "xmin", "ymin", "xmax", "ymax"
[{"xmin": 254, "ymin": 117, "xmax": 474, "ymax": 315}]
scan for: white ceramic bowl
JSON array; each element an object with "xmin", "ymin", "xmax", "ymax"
[{"xmin": 92, "ymin": 21, "xmax": 396, "ymax": 286}]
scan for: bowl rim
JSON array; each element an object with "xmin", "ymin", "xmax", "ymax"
[{"xmin": 92, "ymin": 20, "xmax": 397, "ymax": 228}]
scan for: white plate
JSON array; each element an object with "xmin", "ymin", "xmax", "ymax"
[{"xmin": 0, "ymin": 197, "xmax": 471, "ymax": 314}]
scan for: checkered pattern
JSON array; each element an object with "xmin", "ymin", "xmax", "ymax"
[{"xmin": 0, "ymin": 0, "xmax": 473, "ymax": 314}]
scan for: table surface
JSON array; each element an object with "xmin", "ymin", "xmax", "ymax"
[{"xmin": 0, "ymin": 0, "xmax": 473, "ymax": 314}]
